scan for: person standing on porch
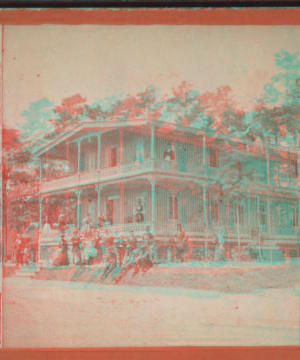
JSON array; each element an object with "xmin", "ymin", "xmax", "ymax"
[
  {"xmin": 106, "ymin": 203, "xmax": 113, "ymax": 226},
  {"xmin": 42, "ymin": 216, "xmax": 51, "ymax": 236},
  {"xmin": 135, "ymin": 199, "xmax": 144, "ymax": 223},
  {"xmin": 164, "ymin": 143, "xmax": 175, "ymax": 161}
]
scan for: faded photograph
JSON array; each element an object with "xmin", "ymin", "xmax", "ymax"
[{"xmin": 2, "ymin": 25, "xmax": 300, "ymax": 347}]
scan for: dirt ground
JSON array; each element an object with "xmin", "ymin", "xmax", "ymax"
[{"xmin": 2, "ymin": 266, "xmax": 300, "ymax": 347}]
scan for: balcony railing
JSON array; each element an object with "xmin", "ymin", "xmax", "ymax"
[
  {"xmin": 7, "ymin": 160, "xmax": 299, "ymax": 198},
  {"xmin": 41, "ymin": 159, "xmax": 210, "ymax": 193},
  {"xmin": 6, "ymin": 181, "xmax": 40, "ymax": 198}
]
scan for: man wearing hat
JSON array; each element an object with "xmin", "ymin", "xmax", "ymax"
[
  {"xmin": 134, "ymin": 238, "xmax": 152, "ymax": 274},
  {"xmin": 113, "ymin": 231, "xmax": 125, "ymax": 266},
  {"xmin": 144, "ymin": 226, "xmax": 157, "ymax": 264},
  {"xmin": 71, "ymin": 229, "xmax": 82, "ymax": 266},
  {"xmin": 100, "ymin": 244, "xmax": 118, "ymax": 282},
  {"xmin": 114, "ymin": 242, "xmax": 136, "ymax": 283},
  {"xmin": 92, "ymin": 231, "xmax": 103, "ymax": 264}
]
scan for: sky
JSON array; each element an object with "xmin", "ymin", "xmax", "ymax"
[{"xmin": 3, "ymin": 25, "xmax": 300, "ymax": 128}]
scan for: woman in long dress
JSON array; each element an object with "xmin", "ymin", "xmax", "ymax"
[
  {"xmin": 81, "ymin": 213, "xmax": 92, "ymax": 235},
  {"xmin": 52, "ymin": 238, "xmax": 70, "ymax": 267}
]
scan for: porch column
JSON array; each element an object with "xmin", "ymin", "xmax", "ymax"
[
  {"xmin": 120, "ymin": 130, "xmax": 123, "ymax": 170},
  {"xmin": 203, "ymin": 186, "xmax": 208, "ymax": 258},
  {"xmin": 266, "ymin": 142, "xmax": 270, "ymax": 186},
  {"xmin": 77, "ymin": 140, "xmax": 81, "ymax": 175},
  {"xmin": 97, "ymin": 134, "xmax": 101, "ymax": 170},
  {"xmin": 75, "ymin": 189, "xmax": 82, "ymax": 229},
  {"xmin": 45, "ymin": 196, "xmax": 49, "ymax": 222},
  {"xmin": 236, "ymin": 197, "xmax": 240, "ymax": 247},
  {"xmin": 5, "ymin": 200, "xmax": 11, "ymax": 262},
  {"xmin": 172, "ymin": 190, "xmax": 176, "ymax": 235},
  {"xmin": 297, "ymin": 142, "xmax": 300, "ymax": 226},
  {"xmin": 39, "ymin": 158, "xmax": 42, "ymax": 183},
  {"xmin": 151, "ymin": 126, "xmax": 155, "ymax": 167},
  {"xmin": 151, "ymin": 178, "xmax": 156, "ymax": 233},
  {"xmin": 247, "ymin": 197, "xmax": 251, "ymax": 234},
  {"xmin": 46, "ymin": 146, "xmax": 49, "ymax": 179},
  {"xmin": 267, "ymin": 196, "xmax": 271, "ymax": 234},
  {"xmin": 96, "ymin": 185, "xmax": 102, "ymax": 218},
  {"xmin": 66, "ymin": 139, "xmax": 69, "ymax": 176},
  {"xmin": 119, "ymin": 183, "xmax": 124, "ymax": 225},
  {"xmin": 172, "ymin": 140, "xmax": 175, "ymax": 171},
  {"xmin": 266, "ymin": 143, "xmax": 271, "ymax": 234},
  {"xmin": 38, "ymin": 195, "xmax": 43, "ymax": 270},
  {"xmin": 257, "ymin": 195, "xmax": 262, "ymax": 260},
  {"xmin": 203, "ymin": 136, "xmax": 206, "ymax": 176},
  {"xmin": 65, "ymin": 192, "xmax": 69, "ymax": 224}
]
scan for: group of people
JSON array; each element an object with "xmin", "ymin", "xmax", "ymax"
[
  {"xmin": 48, "ymin": 224, "xmax": 189, "ymax": 284},
  {"xmin": 12, "ymin": 234, "xmax": 37, "ymax": 267},
  {"xmin": 68, "ymin": 226, "xmax": 158, "ymax": 283}
]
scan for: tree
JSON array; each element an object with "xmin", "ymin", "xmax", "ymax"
[
  {"xmin": 260, "ymin": 50, "xmax": 300, "ymax": 148},
  {"xmin": 19, "ymin": 98, "xmax": 54, "ymax": 139},
  {"xmin": 52, "ymin": 93, "xmax": 87, "ymax": 130},
  {"xmin": 159, "ymin": 81, "xmax": 213, "ymax": 131}
]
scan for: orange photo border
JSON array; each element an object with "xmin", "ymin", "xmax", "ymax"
[{"xmin": 1, "ymin": 7, "xmax": 300, "ymax": 360}]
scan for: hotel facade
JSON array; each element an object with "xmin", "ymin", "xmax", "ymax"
[{"xmin": 5, "ymin": 118, "xmax": 300, "ymax": 264}]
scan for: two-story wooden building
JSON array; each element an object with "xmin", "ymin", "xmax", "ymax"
[{"xmin": 5, "ymin": 117, "xmax": 300, "ymax": 264}]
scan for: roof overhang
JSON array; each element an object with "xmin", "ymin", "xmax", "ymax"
[{"xmin": 31, "ymin": 118, "xmax": 150, "ymax": 157}]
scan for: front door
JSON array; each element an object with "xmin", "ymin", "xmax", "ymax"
[{"xmin": 106, "ymin": 199, "xmax": 114, "ymax": 225}]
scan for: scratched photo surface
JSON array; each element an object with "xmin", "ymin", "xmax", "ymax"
[{"xmin": 2, "ymin": 25, "xmax": 300, "ymax": 347}]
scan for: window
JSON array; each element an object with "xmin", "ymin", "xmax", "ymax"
[
  {"xmin": 276, "ymin": 202, "xmax": 288, "ymax": 228},
  {"xmin": 290, "ymin": 160, "xmax": 297, "ymax": 178},
  {"xmin": 86, "ymin": 151, "xmax": 96, "ymax": 171},
  {"xmin": 135, "ymin": 139, "xmax": 144, "ymax": 165},
  {"xmin": 211, "ymin": 201, "xmax": 219, "ymax": 223},
  {"xmin": 238, "ymin": 204, "xmax": 244, "ymax": 225},
  {"xmin": 260, "ymin": 203, "xmax": 266, "ymax": 226},
  {"xmin": 168, "ymin": 195, "xmax": 178, "ymax": 220},
  {"xmin": 209, "ymin": 149, "xmax": 218, "ymax": 168},
  {"xmin": 292, "ymin": 204, "xmax": 298, "ymax": 227},
  {"xmin": 106, "ymin": 147, "xmax": 117, "ymax": 168}
]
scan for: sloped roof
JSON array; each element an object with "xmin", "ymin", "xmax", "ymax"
[{"xmin": 5, "ymin": 117, "xmax": 150, "ymax": 159}]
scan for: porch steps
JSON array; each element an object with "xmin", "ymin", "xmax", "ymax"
[{"xmin": 15, "ymin": 264, "xmax": 38, "ymax": 277}]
